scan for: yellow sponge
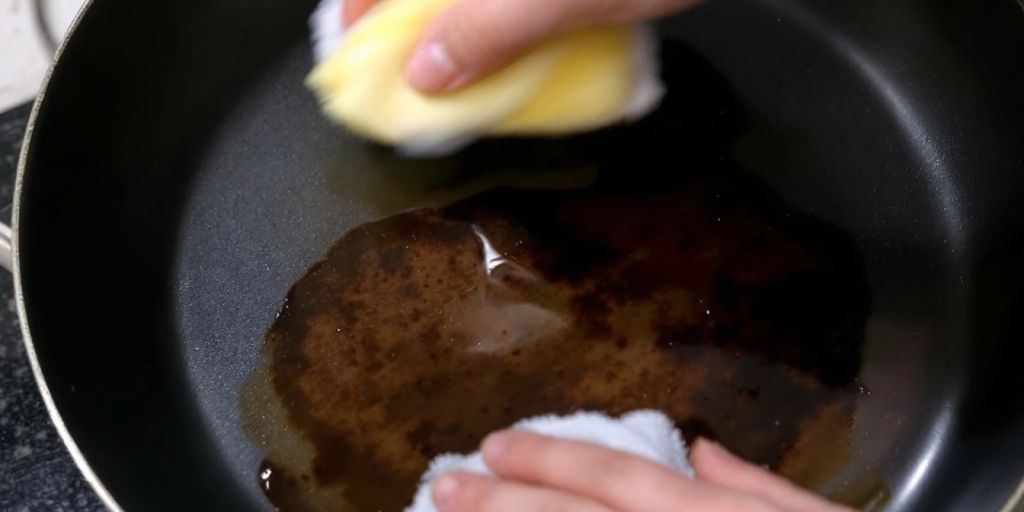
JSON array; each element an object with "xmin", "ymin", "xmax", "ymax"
[{"xmin": 307, "ymin": 0, "xmax": 664, "ymax": 155}]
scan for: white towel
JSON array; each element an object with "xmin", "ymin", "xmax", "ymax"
[{"xmin": 405, "ymin": 410, "xmax": 694, "ymax": 512}]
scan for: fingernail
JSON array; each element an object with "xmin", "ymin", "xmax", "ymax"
[
  {"xmin": 433, "ymin": 475, "xmax": 461, "ymax": 508},
  {"xmin": 482, "ymin": 432, "xmax": 510, "ymax": 461},
  {"xmin": 407, "ymin": 41, "xmax": 463, "ymax": 92}
]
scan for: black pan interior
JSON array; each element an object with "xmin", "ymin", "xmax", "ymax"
[{"xmin": 16, "ymin": 0, "xmax": 1024, "ymax": 510}]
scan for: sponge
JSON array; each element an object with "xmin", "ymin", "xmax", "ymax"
[{"xmin": 307, "ymin": 0, "xmax": 664, "ymax": 155}]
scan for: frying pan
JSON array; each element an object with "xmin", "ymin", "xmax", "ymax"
[{"xmin": 5, "ymin": 0, "xmax": 1023, "ymax": 510}]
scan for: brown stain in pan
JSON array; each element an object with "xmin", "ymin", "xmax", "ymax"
[{"xmin": 242, "ymin": 171, "xmax": 872, "ymax": 511}]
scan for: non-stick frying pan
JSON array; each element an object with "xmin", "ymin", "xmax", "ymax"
[{"xmin": 6, "ymin": 0, "xmax": 1024, "ymax": 510}]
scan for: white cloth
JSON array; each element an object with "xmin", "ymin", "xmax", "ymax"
[{"xmin": 405, "ymin": 410, "xmax": 694, "ymax": 512}]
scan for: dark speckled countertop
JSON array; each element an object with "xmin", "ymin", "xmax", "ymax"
[{"xmin": 0, "ymin": 102, "xmax": 103, "ymax": 511}]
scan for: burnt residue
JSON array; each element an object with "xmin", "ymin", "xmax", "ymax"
[{"xmin": 243, "ymin": 166, "xmax": 871, "ymax": 511}]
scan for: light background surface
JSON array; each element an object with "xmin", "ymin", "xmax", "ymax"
[{"xmin": 1, "ymin": 0, "xmax": 87, "ymax": 111}]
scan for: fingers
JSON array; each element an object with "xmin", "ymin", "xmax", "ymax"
[
  {"xmin": 690, "ymin": 438, "xmax": 856, "ymax": 512},
  {"xmin": 342, "ymin": 0, "xmax": 378, "ymax": 26},
  {"xmin": 432, "ymin": 471, "xmax": 616, "ymax": 512},
  {"xmin": 438, "ymin": 431, "xmax": 849, "ymax": 512},
  {"xmin": 404, "ymin": 0, "xmax": 582, "ymax": 92},
  {"xmin": 403, "ymin": 0, "xmax": 704, "ymax": 92},
  {"xmin": 480, "ymin": 430, "xmax": 783, "ymax": 512},
  {"xmin": 348, "ymin": 0, "xmax": 704, "ymax": 93}
]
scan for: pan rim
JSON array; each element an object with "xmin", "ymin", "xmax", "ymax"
[
  {"xmin": 9, "ymin": 1, "xmax": 1024, "ymax": 511},
  {"xmin": 11, "ymin": 0, "xmax": 123, "ymax": 510}
]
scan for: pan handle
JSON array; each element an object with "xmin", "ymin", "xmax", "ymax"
[{"xmin": 0, "ymin": 221, "xmax": 11, "ymax": 272}]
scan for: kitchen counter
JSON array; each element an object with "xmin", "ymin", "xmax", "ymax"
[{"xmin": 0, "ymin": 102, "xmax": 102, "ymax": 511}]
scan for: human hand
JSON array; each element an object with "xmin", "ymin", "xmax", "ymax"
[
  {"xmin": 341, "ymin": 0, "xmax": 702, "ymax": 93},
  {"xmin": 430, "ymin": 431, "xmax": 856, "ymax": 512}
]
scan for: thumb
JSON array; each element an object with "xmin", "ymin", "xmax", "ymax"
[{"xmin": 405, "ymin": 0, "xmax": 590, "ymax": 93}]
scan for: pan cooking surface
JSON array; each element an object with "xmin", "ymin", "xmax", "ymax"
[
  {"xmin": 15, "ymin": 0, "xmax": 1023, "ymax": 510},
  {"xmin": 175, "ymin": 30, "xmax": 937, "ymax": 510},
  {"xmin": 243, "ymin": 170, "xmax": 871, "ymax": 510}
]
